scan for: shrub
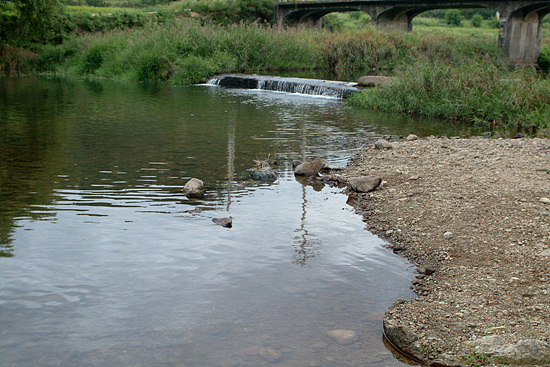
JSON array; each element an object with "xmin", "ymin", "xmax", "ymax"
[
  {"xmin": 471, "ymin": 13, "xmax": 483, "ymax": 28},
  {"xmin": 445, "ymin": 9, "xmax": 464, "ymax": 27},
  {"xmin": 349, "ymin": 60, "xmax": 550, "ymax": 134}
]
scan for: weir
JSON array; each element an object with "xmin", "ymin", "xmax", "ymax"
[{"xmin": 207, "ymin": 74, "xmax": 359, "ymax": 99}]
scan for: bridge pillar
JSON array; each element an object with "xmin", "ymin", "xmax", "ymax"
[
  {"xmin": 372, "ymin": 9, "xmax": 413, "ymax": 32},
  {"xmin": 498, "ymin": 7, "xmax": 548, "ymax": 65}
]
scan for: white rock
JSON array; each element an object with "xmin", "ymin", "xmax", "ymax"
[
  {"xmin": 326, "ymin": 329, "xmax": 359, "ymax": 345},
  {"xmin": 540, "ymin": 197, "xmax": 550, "ymax": 204},
  {"xmin": 443, "ymin": 231, "xmax": 453, "ymax": 239},
  {"xmin": 183, "ymin": 178, "xmax": 205, "ymax": 198}
]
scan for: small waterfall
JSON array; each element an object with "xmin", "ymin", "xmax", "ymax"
[{"xmin": 207, "ymin": 74, "xmax": 358, "ymax": 99}]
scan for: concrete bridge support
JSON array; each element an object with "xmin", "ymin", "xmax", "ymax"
[
  {"xmin": 497, "ymin": 4, "xmax": 550, "ymax": 65},
  {"xmin": 275, "ymin": 0, "xmax": 550, "ymax": 65}
]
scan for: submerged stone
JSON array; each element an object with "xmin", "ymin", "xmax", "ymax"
[{"xmin": 326, "ymin": 329, "xmax": 359, "ymax": 345}]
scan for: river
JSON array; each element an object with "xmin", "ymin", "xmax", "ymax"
[{"xmin": 0, "ymin": 76, "xmax": 469, "ymax": 366}]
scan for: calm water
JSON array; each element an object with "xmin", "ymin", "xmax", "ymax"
[{"xmin": 0, "ymin": 77, "xmax": 467, "ymax": 367}]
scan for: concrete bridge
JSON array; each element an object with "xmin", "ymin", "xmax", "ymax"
[{"xmin": 274, "ymin": 0, "xmax": 550, "ymax": 65}]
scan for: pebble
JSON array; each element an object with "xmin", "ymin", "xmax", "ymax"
[
  {"xmin": 540, "ymin": 197, "xmax": 550, "ymax": 204},
  {"xmin": 443, "ymin": 231, "xmax": 453, "ymax": 239}
]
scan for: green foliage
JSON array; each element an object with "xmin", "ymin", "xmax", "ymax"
[
  {"xmin": 471, "ymin": 13, "xmax": 483, "ymax": 28},
  {"xmin": 423, "ymin": 8, "xmax": 495, "ymax": 20},
  {"xmin": 322, "ymin": 11, "xmax": 370, "ymax": 31},
  {"xmin": 0, "ymin": 0, "xmax": 62, "ymax": 46},
  {"xmin": 445, "ymin": 9, "xmax": 464, "ymax": 27},
  {"xmin": 349, "ymin": 60, "xmax": 550, "ymax": 135},
  {"xmin": 465, "ymin": 350, "xmax": 492, "ymax": 366},
  {"xmin": 181, "ymin": 0, "xmax": 276, "ymax": 25},
  {"xmin": 538, "ymin": 45, "xmax": 550, "ymax": 72}
]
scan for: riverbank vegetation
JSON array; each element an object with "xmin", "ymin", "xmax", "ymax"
[
  {"xmin": 349, "ymin": 61, "xmax": 550, "ymax": 135},
  {"xmin": 1, "ymin": 0, "xmax": 550, "ymax": 135}
]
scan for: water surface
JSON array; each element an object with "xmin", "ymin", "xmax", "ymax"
[{"xmin": 0, "ymin": 77, "xmax": 468, "ymax": 366}]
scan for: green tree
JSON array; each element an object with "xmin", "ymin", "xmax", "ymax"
[
  {"xmin": 472, "ymin": 13, "xmax": 483, "ymax": 27},
  {"xmin": 445, "ymin": 9, "xmax": 464, "ymax": 27},
  {"xmin": 0, "ymin": 0, "xmax": 62, "ymax": 46}
]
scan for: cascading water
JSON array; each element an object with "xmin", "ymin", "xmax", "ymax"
[{"xmin": 206, "ymin": 74, "xmax": 359, "ymax": 99}]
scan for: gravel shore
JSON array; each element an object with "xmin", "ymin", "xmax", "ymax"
[{"xmin": 343, "ymin": 136, "xmax": 550, "ymax": 366}]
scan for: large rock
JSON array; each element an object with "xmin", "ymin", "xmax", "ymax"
[
  {"xmin": 251, "ymin": 168, "xmax": 277, "ymax": 181},
  {"xmin": 357, "ymin": 76, "xmax": 394, "ymax": 87},
  {"xmin": 348, "ymin": 176, "xmax": 382, "ymax": 193},
  {"xmin": 184, "ymin": 178, "xmax": 205, "ymax": 199},
  {"xmin": 475, "ymin": 336, "xmax": 550, "ymax": 365},
  {"xmin": 326, "ymin": 329, "xmax": 359, "ymax": 345},
  {"xmin": 294, "ymin": 158, "xmax": 328, "ymax": 176},
  {"xmin": 374, "ymin": 139, "xmax": 393, "ymax": 150}
]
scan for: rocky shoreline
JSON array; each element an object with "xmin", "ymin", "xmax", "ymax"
[{"xmin": 342, "ymin": 136, "xmax": 550, "ymax": 366}]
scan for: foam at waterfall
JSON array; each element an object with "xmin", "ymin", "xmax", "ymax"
[{"xmin": 207, "ymin": 74, "xmax": 358, "ymax": 99}]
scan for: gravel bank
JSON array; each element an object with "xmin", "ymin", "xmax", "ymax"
[{"xmin": 343, "ymin": 136, "xmax": 550, "ymax": 366}]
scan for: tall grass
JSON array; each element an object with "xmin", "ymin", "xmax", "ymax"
[
  {"xmin": 31, "ymin": 18, "xmax": 502, "ymax": 85},
  {"xmin": 349, "ymin": 61, "xmax": 550, "ymax": 134}
]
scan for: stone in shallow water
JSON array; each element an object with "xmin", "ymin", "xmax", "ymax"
[
  {"xmin": 259, "ymin": 347, "xmax": 281, "ymax": 363},
  {"xmin": 250, "ymin": 167, "xmax": 277, "ymax": 181},
  {"xmin": 184, "ymin": 178, "xmax": 205, "ymax": 199},
  {"xmin": 326, "ymin": 329, "xmax": 359, "ymax": 345},
  {"xmin": 212, "ymin": 217, "xmax": 232, "ymax": 228}
]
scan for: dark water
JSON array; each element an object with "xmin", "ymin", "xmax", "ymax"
[{"xmin": 0, "ymin": 76, "xmax": 468, "ymax": 367}]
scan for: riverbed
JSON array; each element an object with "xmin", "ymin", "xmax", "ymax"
[{"xmin": 0, "ymin": 76, "xmax": 469, "ymax": 366}]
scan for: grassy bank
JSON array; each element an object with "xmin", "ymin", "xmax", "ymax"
[
  {"xmin": 30, "ymin": 17, "xmax": 502, "ymax": 85},
  {"xmin": 349, "ymin": 61, "xmax": 550, "ymax": 135}
]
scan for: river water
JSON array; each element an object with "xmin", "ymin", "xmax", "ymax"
[{"xmin": 0, "ymin": 77, "xmax": 468, "ymax": 367}]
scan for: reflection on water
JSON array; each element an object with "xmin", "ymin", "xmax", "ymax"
[{"xmin": 0, "ymin": 77, "xmax": 469, "ymax": 366}]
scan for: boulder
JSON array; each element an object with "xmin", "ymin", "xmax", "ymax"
[
  {"xmin": 357, "ymin": 76, "xmax": 394, "ymax": 87},
  {"xmin": 374, "ymin": 139, "xmax": 393, "ymax": 150},
  {"xmin": 475, "ymin": 336, "xmax": 550, "ymax": 365},
  {"xmin": 348, "ymin": 176, "xmax": 382, "ymax": 193},
  {"xmin": 294, "ymin": 158, "xmax": 328, "ymax": 176},
  {"xmin": 212, "ymin": 217, "xmax": 232, "ymax": 228},
  {"xmin": 251, "ymin": 168, "xmax": 277, "ymax": 181},
  {"xmin": 184, "ymin": 178, "xmax": 205, "ymax": 199}
]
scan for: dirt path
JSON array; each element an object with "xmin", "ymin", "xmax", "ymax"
[{"xmin": 342, "ymin": 136, "xmax": 550, "ymax": 366}]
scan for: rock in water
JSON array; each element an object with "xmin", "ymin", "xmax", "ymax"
[
  {"xmin": 326, "ymin": 329, "xmax": 359, "ymax": 345},
  {"xmin": 294, "ymin": 158, "xmax": 328, "ymax": 176},
  {"xmin": 184, "ymin": 178, "xmax": 205, "ymax": 199},
  {"xmin": 348, "ymin": 176, "xmax": 382, "ymax": 193},
  {"xmin": 250, "ymin": 168, "xmax": 277, "ymax": 181},
  {"xmin": 212, "ymin": 217, "xmax": 232, "ymax": 228},
  {"xmin": 259, "ymin": 347, "xmax": 281, "ymax": 363}
]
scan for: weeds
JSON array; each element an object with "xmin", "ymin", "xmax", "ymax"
[
  {"xmin": 349, "ymin": 60, "xmax": 550, "ymax": 134},
  {"xmin": 465, "ymin": 349, "xmax": 492, "ymax": 366}
]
